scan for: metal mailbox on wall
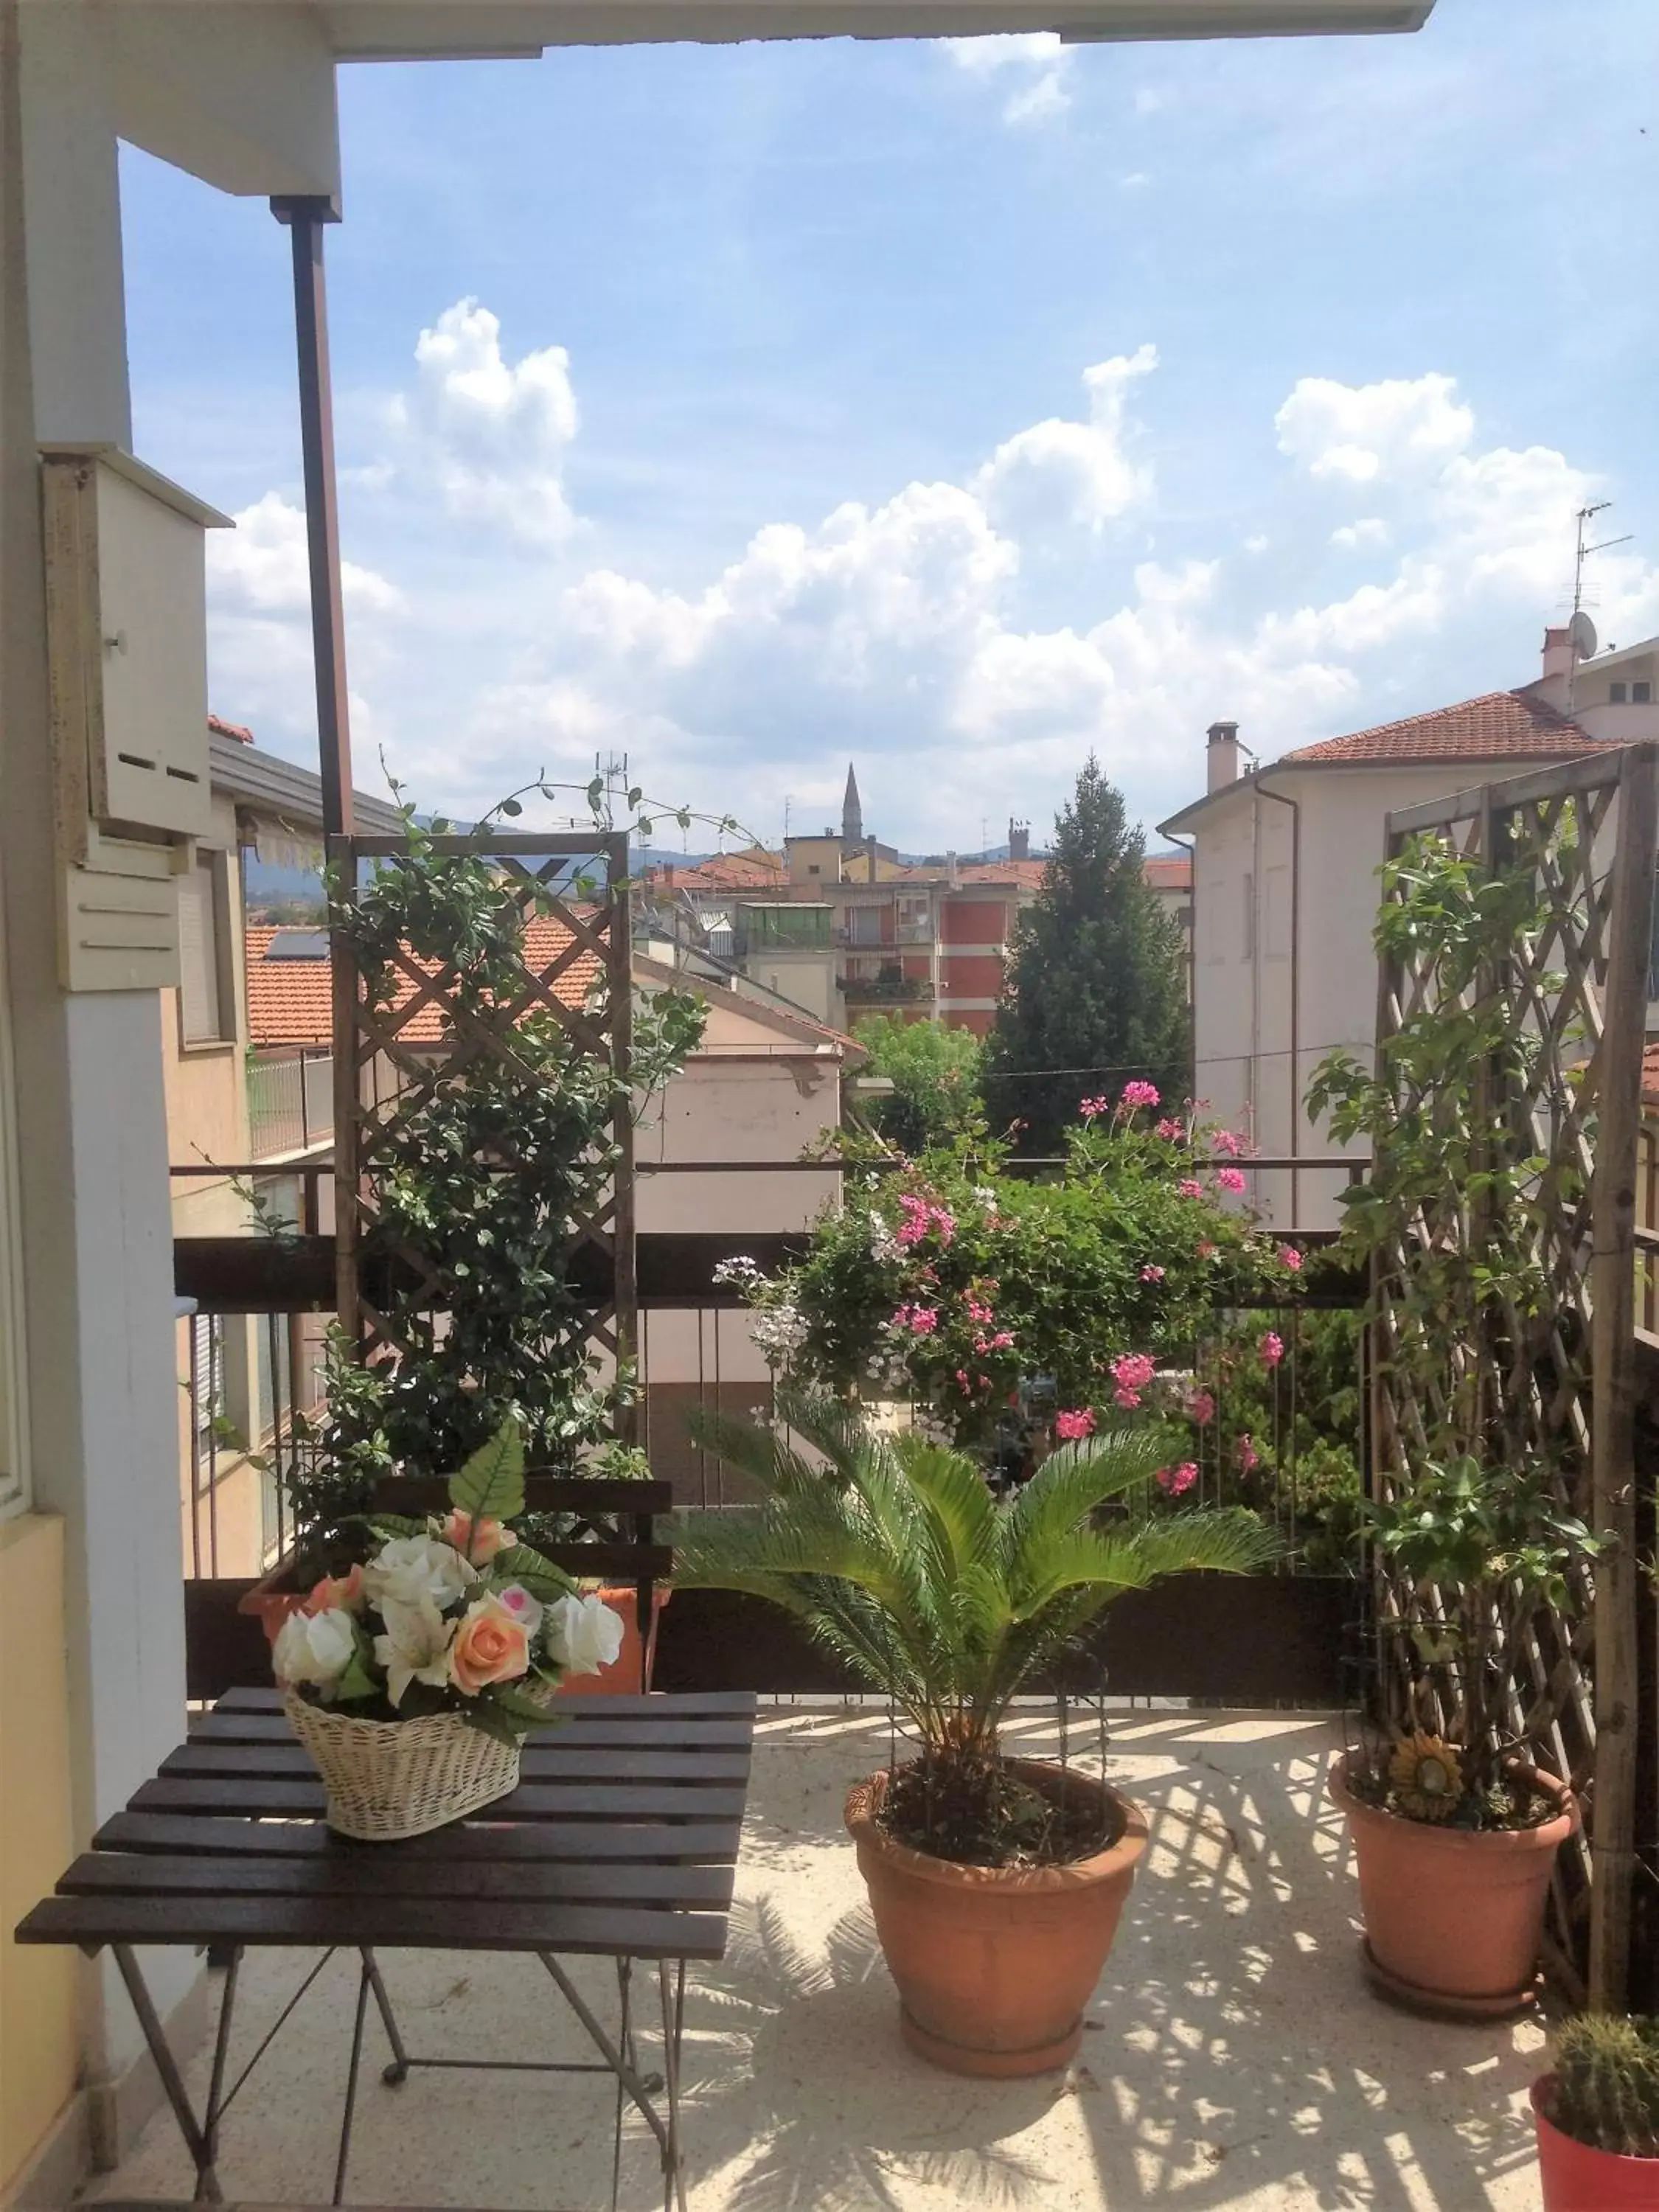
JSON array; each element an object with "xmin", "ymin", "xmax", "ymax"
[{"xmin": 41, "ymin": 445, "xmax": 232, "ymax": 991}]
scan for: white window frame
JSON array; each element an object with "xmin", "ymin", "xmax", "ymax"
[{"xmin": 175, "ymin": 846, "xmax": 235, "ymax": 1050}]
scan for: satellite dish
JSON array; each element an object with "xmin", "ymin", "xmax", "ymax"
[{"xmin": 1570, "ymin": 611, "xmax": 1599, "ymax": 661}]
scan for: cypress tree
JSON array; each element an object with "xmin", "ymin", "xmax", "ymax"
[{"xmin": 987, "ymin": 756, "xmax": 1190, "ymax": 1152}]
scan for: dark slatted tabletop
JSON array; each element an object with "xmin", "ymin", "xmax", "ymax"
[{"xmin": 16, "ymin": 1688, "xmax": 758, "ymax": 1964}]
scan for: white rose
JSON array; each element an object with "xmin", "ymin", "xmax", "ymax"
[
  {"xmin": 544, "ymin": 1593, "xmax": 625, "ymax": 1680},
  {"xmin": 494, "ymin": 1582, "xmax": 544, "ymax": 1638},
  {"xmin": 364, "ymin": 1534, "xmax": 478, "ymax": 1611},
  {"xmin": 274, "ymin": 1605, "xmax": 358, "ymax": 1694},
  {"xmin": 372, "ymin": 1592, "xmax": 459, "ymax": 1708}
]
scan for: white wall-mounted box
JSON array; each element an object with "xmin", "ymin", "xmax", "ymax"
[{"xmin": 41, "ymin": 445, "xmax": 231, "ymax": 850}]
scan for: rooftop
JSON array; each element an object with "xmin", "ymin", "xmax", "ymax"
[
  {"xmin": 1279, "ymin": 689, "xmax": 1607, "ymax": 766},
  {"xmin": 247, "ymin": 926, "xmax": 862, "ymax": 1056},
  {"xmin": 245, "ymin": 918, "xmax": 605, "ymax": 1049}
]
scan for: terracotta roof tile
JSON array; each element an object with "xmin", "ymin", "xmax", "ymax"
[
  {"xmin": 652, "ymin": 849, "xmax": 785, "ymax": 892},
  {"xmin": 209, "ymin": 712, "xmax": 254, "ymax": 743},
  {"xmin": 1144, "ymin": 855, "xmax": 1193, "ymax": 891},
  {"xmin": 1281, "ymin": 690, "xmax": 1610, "ymax": 766},
  {"xmin": 246, "ymin": 918, "xmax": 606, "ymax": 1050}
]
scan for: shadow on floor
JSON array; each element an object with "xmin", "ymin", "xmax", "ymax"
[{"xmin": 663, "ymin": 1711, "xmax": 1546, "ymax": 2212}]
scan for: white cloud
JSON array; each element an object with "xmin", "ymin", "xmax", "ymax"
[
  {"xmin": 1119, "ymin": 171, "xmax": 1151, "ymax": 190},
  {"xmin": 975, "ymin": 346, "xmax": 1157, "ymax": 537},
  {"xmin": 206, "ymin": 332, "xmax": 1659, "ymax": 848},
  {"xmin": 942, "ymin": 32, "xmax": 1071, "ymax": 126},
  {"xmin": 1275, "ymin": 371, "xmax": 1473, "ymax": 483},
  {"xmin": 209, "ymin": 491, "xmax": 403, "ymax": 617},
  {"xmin": 385, "ymin": 298, "xmax": 580, "ymax": 544}
]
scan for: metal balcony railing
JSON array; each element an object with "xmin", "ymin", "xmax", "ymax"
[{"xmin": 248, "ymin": 1048, "xmax": 333, "ymax": 1159}]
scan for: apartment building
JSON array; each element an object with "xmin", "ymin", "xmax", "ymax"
[
  {"xmin": 647, "ymin": 766, "xmax": 1191, "ymax": 1037},
  {"xmin": 166, "ymin": 728, "xmax": 402, "ymax": 1581},
  {"xmin": 1159, "ymin": 627, "xmax": 1659, "ymax": 1231}
]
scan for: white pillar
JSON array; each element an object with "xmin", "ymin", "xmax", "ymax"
[{"xmin": 4, "ymin": 0, "xmax": 195, "ymax": 2137}]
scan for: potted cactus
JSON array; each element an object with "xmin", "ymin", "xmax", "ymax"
[
  {"xmin": 674, "ymin": 1395, "xmax": 1276, "ymax": 2076},
  {"xmin": 1532, "ymin": 2014, "xmax": 1659, "ymax": 2210}
]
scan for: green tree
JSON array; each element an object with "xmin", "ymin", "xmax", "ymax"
[
  {"xmin": 987, "ymin": 757, "xmax": 1189, "ymax": 1152},
  {"xmin": 853, "ymin": 1012, "xmax": 984, "ymax": 1153}
]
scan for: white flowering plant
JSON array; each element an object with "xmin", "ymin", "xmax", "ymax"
[{"xmin": 273, "ymin": 1416, "xmax": 623, "ymax": 1742}]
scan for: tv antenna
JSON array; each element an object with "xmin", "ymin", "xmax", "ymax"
[{"xmin": 1570, "ymin": 504, "xmax": 1632, "ymax": 707}]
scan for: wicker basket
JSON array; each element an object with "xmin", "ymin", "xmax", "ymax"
[{"xmin": 282, "ymin": 1689, "xmax": 523, "ymax": 1841}]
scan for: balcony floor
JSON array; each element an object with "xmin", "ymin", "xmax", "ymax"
[{"xmin": 89, "ymin": 1708, "xmax": 1547, "ymax": 2211}]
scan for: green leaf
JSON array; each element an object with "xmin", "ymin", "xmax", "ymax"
[
  {"xmin": 459, "ymin": 1700, "xmax": 524, "ymax": 1747},
  {"xmin": 488, "ymin": 1683, "xmax": 566, "ymax": 1731},
  {"xmin": 333, "ymin": 1635, "xmax": 380, "ymax": 1703},
  {"xmin": 448, "ymin": 1415, "xmax": 526, "ymax": 1522}
]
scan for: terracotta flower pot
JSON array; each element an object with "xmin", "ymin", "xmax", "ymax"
[
  {"xmin": 555, "ymin": 1586, "xmax": 669, "ymax": 1698},
  {"xmin": 845, "ymin": 1759, "xmax": 1148, "ymax": 2077},
  {"xmin": 237, "ymin": 1551, "xmax": 308, "ymax": 1646},
  {"xmin": 1533, "ymin": 2075, "xmax": 1659, "ymax": 2210},
  {"xmin": 1329, "ymin": 1755, "xmax": 1576, "ymax": 2017}
]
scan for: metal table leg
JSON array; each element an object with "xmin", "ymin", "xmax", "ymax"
[
  {"xmin": 658, "ymin": 1960, "xmax": 688, "ymax": 2212},
  {"xmin": 111, "ymin": 1942, "xmax": 243, "ymax": 2205}
]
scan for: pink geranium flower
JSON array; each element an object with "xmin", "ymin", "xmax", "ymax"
[
  {"xmin": 1054, "ymin": 1408, "xmax": 1096, "ymax": 1441},
  {"xmin": 966, "ymin": 1297, "xmax": 995, "ymax": 1325},
  {"xmin": 1214, "ymin": 1166, "xmax": 1248, "ymax": 1195},
  {"xmin": 890, "ymin": 1304, "xmax": 939, "ymax": 1335},
  {"xmin": 1139, "ymin": 1264, "xmax": 1166, "ymax": 1282},
  {"xmin": 1278, "ymin": 1244, "xmax": 1304, "ymax": 1273},
  {"xmin": 1110, "ymin": 1352, "xmax": 1155, "ymax": 1410},
  {"xmin": 1178, "ymin": 1178, "xmax": 1203, "ymax": 1199},
  {"xmin": 1211, "ymin": 1128, "xmax": 1245, "ymax": 1158},
  {"xmin": 1259, "ymin": 1330, "xmax": 1284, "ymax": 1368},
  {"xmin": 1238, "ymin": 1433, "xmax": 1260, "ymax": 1475},
  {"xmin": 1157, "ymin": 1462, "xmax": 1198, "ymax": 1497},
  {"xmin": 1154, "ymin": 1117, "xmax": 1185, "ymax": 1141},
  {"xmin": 1121, "ymin": 1079, "xmax": 1161, "ymax": 1109},
  {"xmin": 1079, "ymin": 1095, "xmax": 1110, "ymax": 1120},
  {"xmin": 1188, "ymin": 1388, "xmax": 1216, "ymax": 1425}
]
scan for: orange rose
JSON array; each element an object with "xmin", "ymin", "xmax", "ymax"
[
  {"xmin": 305, "ymin": 1562, "xmax": 366, "ymax": 1616},
  {"xmin": 450, "ymin": 1597, "xmax": 530, "ymax": 1695},
  {"xmin": 440, "ymin": 1509, "xmax": 510, "ymax": 1565}
]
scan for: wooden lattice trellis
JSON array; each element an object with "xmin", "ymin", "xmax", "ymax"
[
  {"xmin": 1368, "ymin": 744, "xmax": 1658, "ymax": 2007},
  {"xmin": 327, "ymin": 830, "xmax": 638, "ymax": 1463}
]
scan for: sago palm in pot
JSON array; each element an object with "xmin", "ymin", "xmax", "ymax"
[{"xmin": 675, "ymin": 1397, "xmax": 1276, "ymax": 2075}]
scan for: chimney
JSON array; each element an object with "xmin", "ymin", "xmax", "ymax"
[
  {"xmin": 1207, "ymin": 720, "xmax": 1242, "ymax": 793},
  {"xmin": 1541, "ymin": 625, "xmax": 1574, "ymax": 684},
  {"xmin": 1008, "ymin": 818, "xmax": 1030, "ymax": 862},
  {"xmin": 946, "ymin": 849, "xmax": 959, "ymax": 890},
  {"xmin": 663, "ymin": 860, "xmax": 675, "ymax": 886}
]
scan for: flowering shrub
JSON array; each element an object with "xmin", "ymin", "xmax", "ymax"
[
  {"xmin": 273, "ymin": 1417, "xmax": 622, "ymax": 1739},
  {"xmin": 727, "ymin": 1085, "xmax": 1298, "ymax": 1450}
]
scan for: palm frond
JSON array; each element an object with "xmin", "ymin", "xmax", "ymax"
[
  {"xmin": 685, "ymin": 1404, "xmax": 833, "ymax": 1501},
  {"xmin": 1001, "ymin": 1426, "xmax": 1169, "ymax": 1571},
  {"xmin": 669, "ymin": 1406, "xmax": 1275, "ymax": 1759}
]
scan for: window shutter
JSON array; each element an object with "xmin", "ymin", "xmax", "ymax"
[{"xmin": 177, "ymin": 861, "xmax": 220, "ymax": 1042}]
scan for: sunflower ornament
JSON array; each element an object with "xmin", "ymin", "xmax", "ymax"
[{"xmin": 1388, "ymin": 1732, "xmax": 1464, "ymax": 1822}]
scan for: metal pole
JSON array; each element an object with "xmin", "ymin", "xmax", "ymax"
[{"xmin": 269, "ymin": 195, "xmax": 353, "ymax": 843}]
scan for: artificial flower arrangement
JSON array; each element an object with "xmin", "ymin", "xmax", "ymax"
[{"xmin": 273, "ymin": 1416, "xmax": 623, "ymax": 1838}]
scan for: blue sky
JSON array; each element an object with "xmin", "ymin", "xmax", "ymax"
[{"xmin": 119, "ymin": 0, "xmax": 1658, "ymax": 852}]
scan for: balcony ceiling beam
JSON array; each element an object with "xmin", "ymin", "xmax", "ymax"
[{"xmin": 315, "ymin": 0, "xmax": 1433, "ymax": 56}]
